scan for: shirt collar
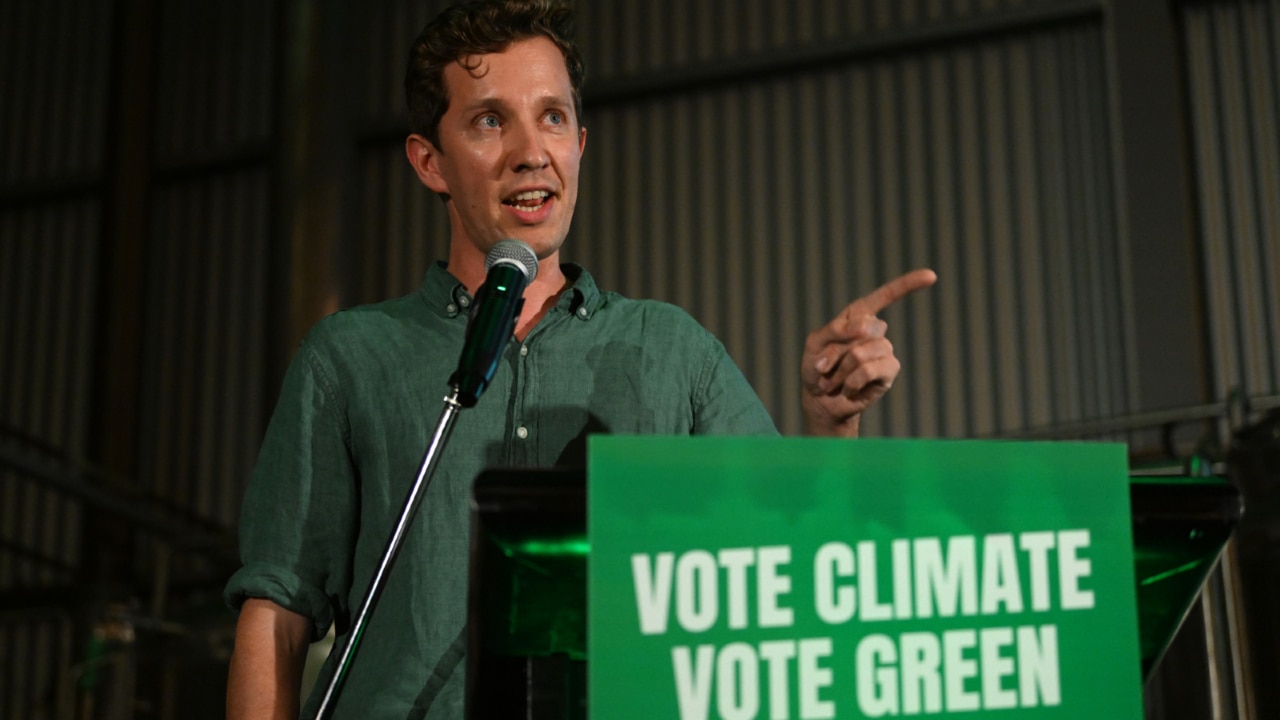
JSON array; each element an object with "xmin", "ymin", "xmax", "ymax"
[
  {"xmin": 557, "ymin": 263, "xmax": 601, "ymax": 320},
  {"xmin": 418, "ymin": 260, "xmax": 603, "ymax": 320},
  {"xmin": 418, "ymin": 261, "xmax": 472, "ymax": 319}
]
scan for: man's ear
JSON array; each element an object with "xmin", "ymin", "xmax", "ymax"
[{"xmin": 405, "ymin": 134, "xmax": 449, "ymax": 196}]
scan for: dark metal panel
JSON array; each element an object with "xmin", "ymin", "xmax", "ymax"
[
  {"xmin": 351, "ymin": 144, "xmax": 452, "ymax": 304},
  {"xmin": 1034, "ymin": 33, "xmax": 1082, "ymax": 426},
  {"xmin": 955, "ymin": 46, "xmax": 1000, "ymax": 435},
  {"xmin": 575, "ymin": 0, "xmax": 1097, "ymax": 83},
  {"xmin": 152, "ymin": 0, "xmax": 277, "ymax": 168},
  {"xmin": 139, "ymin": 171, "xmax": 272, "ymax": 525},
  {"xmin": 0, "ymin": 0, "xmax": 109, "ymax": 185},
  {"xmin": 139, "ymin": 0, "xmax": 280, "ymax": 528},
  {"xmin": 358, "ymin": 0, "xmax": 454, "ymax": 133},
  {"xmin": 1008, "ymin": 40, "xmax": 1052, "ymax": 429},
  {"xmin": 0, "ymin": 200, "xmax": 98, "ymax": 591},
  {"xmin": 229, "ymin": 172, "xmax": 271, "ymax": 523},
  {"xmin": 666, "ymin": 93, "xmax": 697, "ymax": 314},
  {"xmin": 0, "ymin": 614, "xmax": 75, "ymax": 720},
  {"xmin": 898, "ymin": 59, "xmax": 944, "ymax": 437},
  {"xmin": 616, "ymin": 103, "xmax": 645, "ymax": 297},
  {"xmin": 1183, "ymin": 0, "xmax": 1280, "ymax": 408},
  {"xmin": 983, "ymin": 43, "xmax": 1023, "ymax": 432},
  {"xmin": 0, "ymin": 622, "xmax": 7, "ymax": 715},
  {"xmin": 0, "ymin": 603, "xmax": 75, "ymax": 715},
  {"xmin": 752, "ymin": 81, "xmax": 792, "ymax": 428},
  {"xmin": 925, "ymin": 52, "xmax": 971, "ymax": 436},
  {"xmin": 2, "ymin": 622, "xmax": 26, "ymax": 717},
  {"xmin": 356, "ymin": 0, "xmax": 1103, "ymax": 141}
]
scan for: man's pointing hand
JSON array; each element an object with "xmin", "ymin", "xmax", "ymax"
[{"xmin": 801, "ymin": 269, "xmax": 938, "ymax": 437}]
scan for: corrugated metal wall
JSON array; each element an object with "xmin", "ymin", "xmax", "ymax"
[
  {"xmin": 0, "ymin": 202, "xmax": 98, "ymax": 590},
  {"xmin": 1183, "ymin": 0, "xmax": 1280, "ymax": 409},
  {"xmin": 0, "ymin": 0, "xmax": 112, "ymax": 188},
  {"xmin": 575, "ymin": 0, "xmax": 1094, "ymax": 74},
  {"xmin": 0, "ymin": 0, "xmax": 109, "ymax": 584},
  {"xmin": 351, "ymin": 0, "xmax": 456, "ymax": 297},
  {"xmin": 354, "ymin": 144, "xmax": 454, "ymax": 301},
  {"xmin": 0, "ymin": 614, "xmax": 74, "ymax": 719},
  {"xmin": 2, "ymin": 0, "xmax": 274, "ymax": 715},
  {"xmin": 136, "ymin": 0, "xmax": 276, "ymax": 546},
  {"xmin": 140, "ymin": 172, "xmax": 271, "ymax": 531},
  {"xmin": 1180, "ymin": 4, "xmax": 1280, "ymax": 719},
  {"xmin": 0, "ymin": 0, "xmax": 110, "ymax": 714}
]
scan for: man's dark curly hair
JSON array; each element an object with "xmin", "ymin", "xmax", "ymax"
[{"xmin": 405, "ymin": 0, "xmax": 585, "ymax": 150}]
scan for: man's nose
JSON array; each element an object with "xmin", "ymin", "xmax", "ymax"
[{"xmin": 508, "ymin": 119, "xmax": 550, "ymax": 171}]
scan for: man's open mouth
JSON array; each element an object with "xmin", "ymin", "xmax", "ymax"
[{"xmin": 503, "ymin": 190, "xmax": 551, "ymax": 213}]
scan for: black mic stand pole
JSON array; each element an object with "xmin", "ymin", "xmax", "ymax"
[{"xmin": 314, "ymin": 387, "xmax": 466, "ymax": 720}]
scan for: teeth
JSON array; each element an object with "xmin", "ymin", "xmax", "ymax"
[{"xmin": 507, "ymin": 190, "xmax": 549, "ymax": 213}]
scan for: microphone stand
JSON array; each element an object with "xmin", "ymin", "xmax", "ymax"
[
  {"xmin": 314, "ymin": 388, "xmax": 466, "ymax": 720},
  {"xmin": 312, "ymin": 238, "xmax": 536, "ymax": 717}
]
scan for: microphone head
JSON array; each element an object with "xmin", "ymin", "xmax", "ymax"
[{"xmin": 485, "ymin": 239, "xmax": 539, "ymax": 282}]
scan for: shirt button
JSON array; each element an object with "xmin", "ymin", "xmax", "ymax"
[
  {"xmin": 459, "ymin": 295, "xmax": 471, "ymax": 308},
  {"xmin": 577, "ymin": 307, "xmax": 588, "ymax": 318},
  {"xmin": 516, "ymin": 426, "xmax": 529, "ymax": 439},
  {"xmin": 520, "ymin": 345, "xmax": 529, "ymax": 357},
  {"xmin": 446, "ymin": 303, "xmax": 458, "ymax": 314}
]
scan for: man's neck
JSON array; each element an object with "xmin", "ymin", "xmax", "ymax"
[{"xmin": 512, "ymin": 256, "xmax": 566, "ymax": 341}]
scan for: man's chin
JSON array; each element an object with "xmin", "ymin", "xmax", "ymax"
[{"xmin": 496, "ymin": 233, "xmax": 565, "ymax": 261}]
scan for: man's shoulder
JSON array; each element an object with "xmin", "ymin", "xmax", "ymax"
[
  {"xmin": 595, "ymin": 290, "xmax": 702, "ymax": 327},
  {"xmin": 562, "ymin": 264, "xmax": 703, "ymax": 331},
  {"xmin": 586, "ymin": 290, "xmax": 723, "ymax": 352},
  {"xmin": 305, "ymin": 292, "xmax": 430, "ymax": 345}
]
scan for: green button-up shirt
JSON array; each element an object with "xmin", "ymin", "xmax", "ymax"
[{"xmin": 225, "ymin": 262, "xmax": 777, "ymax": 718}]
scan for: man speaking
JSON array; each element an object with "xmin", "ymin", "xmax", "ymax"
[{"xmin": 224, "ymin": 1, "xmax": 936, "ymax": 717}]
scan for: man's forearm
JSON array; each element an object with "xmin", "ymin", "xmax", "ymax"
[{"xmin": 227, "ymin": 598, "xmax": 311, "ymax": 720}]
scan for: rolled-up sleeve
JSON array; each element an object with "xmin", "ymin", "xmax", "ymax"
[{"xmin": 224, "ymin": 340, "xmax": 359, "ymax": 642}]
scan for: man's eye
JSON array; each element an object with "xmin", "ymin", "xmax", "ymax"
[
  {"xmin": 479, "ymin": 115, "xmax": 500, "ymax": 128},
  {"xmin": 546, "ymin": 111, "xmax": 563, "ymax": 125}
]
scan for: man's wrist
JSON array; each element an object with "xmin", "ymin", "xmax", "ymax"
[{"xmin": 803, "ymin": 409, "xmax": 861, "ymax": 438}]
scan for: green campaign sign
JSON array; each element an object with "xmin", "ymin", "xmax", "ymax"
[{"xmin": 588, "ymin": 437, "xmax": 1142, "ymax": 719}]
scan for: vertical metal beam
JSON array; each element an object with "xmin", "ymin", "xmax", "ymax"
[
  {"xmin": 1105, "ymin": 0, "xmax": 1208, "ymax": 412},
  {"xmin": 274, "ymin": 0, "xmax": 352, "ymax": 375},
  {"xmin": 89, "ymin": 0, "xmax": 157, "ymax": 597},
  {"xmin": 1106, "ymin": 2, "xmax": 1240, "ymax": 719}
]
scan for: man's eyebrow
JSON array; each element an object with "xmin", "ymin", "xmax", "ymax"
[
  {"xmin": 458, "ymin": 95, "xmax": 509, "ymax": 112},
  {"xmin": 459, "ymin": 94, "xmax": 573, "ymax": 111}
]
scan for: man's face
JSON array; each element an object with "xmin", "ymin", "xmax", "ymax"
[{"xmin": 421, "ymin": 36, "xmax": 586, "ymax": 261}]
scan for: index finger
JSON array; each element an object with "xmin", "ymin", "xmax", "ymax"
[{"xmin": 849, "ymin": 268, "xmax": 938, "ymax": 316}]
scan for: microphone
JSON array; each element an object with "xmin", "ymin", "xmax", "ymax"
[{"xmin": 450, "ymin": 239, "xmax": 539, "ymax": 407}]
